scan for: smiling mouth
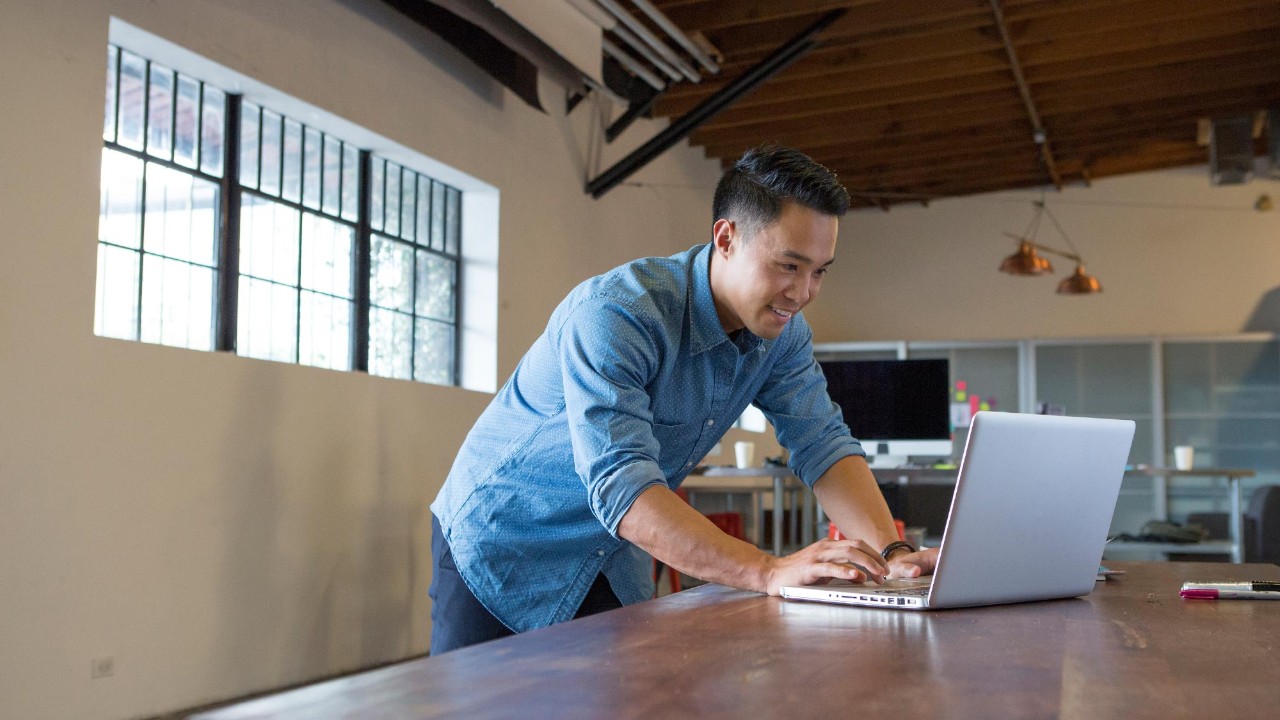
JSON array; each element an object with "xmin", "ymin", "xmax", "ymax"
[{"xmin": 769, "ymin": 306, "xmax": 796, "ymax": 320}]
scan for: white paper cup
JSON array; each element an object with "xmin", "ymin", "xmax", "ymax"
[
  {"xmin": 733, "ymin": 441, "xmax": 755, "ymax": 469},
  {"xmin": 1174, "ymin": 445, "xmax": 1194, "ymax": 471}
]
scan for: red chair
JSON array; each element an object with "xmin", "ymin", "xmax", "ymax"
[{"xmin": 653, "ymin": 490, "xmax": 746, "ymax": 596}]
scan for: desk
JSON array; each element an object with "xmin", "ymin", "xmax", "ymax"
[
  {"xmin": 193, "ymin": 562, "xmax": 1280, "ymax": 720},
  {"xmin": 1108, "ymin": 467, "xmax": 1256, "ymax": 563},
  {"xmin": 874, "ymin": 467, "xmax": 1261, "ymax": 563}
]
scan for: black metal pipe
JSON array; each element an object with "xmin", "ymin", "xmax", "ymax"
[
  {"xmin": 587, "ymin": 8, "xmax": 845, "ymax": 198},
  {"xmin": 606, "ymin": 90, "xmax": 662, "ymax": 144},
  {"xmin": 216, "ymin": 93, "xmax": 242, "ymax": 352}
]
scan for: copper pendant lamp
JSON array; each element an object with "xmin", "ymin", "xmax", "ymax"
[
  {"xmin": 999, "ymin": 241, "xmax": 1053, "ymax": 276},
  {"xmin": 999, "ymin": 200, "xmax": 1101, "ymax": 295},
  {"xmin": 1057, "ymin": 265, "xmax": 1102, "ymax": 295}
]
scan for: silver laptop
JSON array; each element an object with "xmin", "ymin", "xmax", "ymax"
[{"xmin": 781, "ymin": 411, "xmax": 1135, "ymax": 610}]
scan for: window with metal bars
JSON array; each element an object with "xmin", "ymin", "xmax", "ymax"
[{"xmin": 96, "ymin": 43, "xmax": 463, "ymax": 384}]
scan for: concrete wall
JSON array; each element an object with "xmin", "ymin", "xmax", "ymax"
[{"xmin": 0, "ymin": 2, "xmax": 720, "ymax": 718}]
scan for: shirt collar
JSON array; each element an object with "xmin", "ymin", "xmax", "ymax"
[{"xmin": 688, "ymin": 244, "xmax": 771, "ymax": 356}]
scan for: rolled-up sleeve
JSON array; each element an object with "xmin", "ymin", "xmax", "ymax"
[
  {"xmin": 556, "ymin": 295, "xmax": 668, "ymax": 537},
  {"xmin": 753, "ymin": 318, "xmax": 865, "ymax": 488}
]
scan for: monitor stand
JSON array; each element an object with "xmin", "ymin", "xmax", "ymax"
[{"xmin": 866, "ymin": 453, "xmax": 908, "ymax": 469}]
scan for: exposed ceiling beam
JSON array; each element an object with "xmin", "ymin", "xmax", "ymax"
[
  {"xmin": 989, "ymin": 0, "xmax": 1061, "ymax": 189},
  {"xmin": 659, "ymin": 0, "xmax": 1280, "ymax": 113}
]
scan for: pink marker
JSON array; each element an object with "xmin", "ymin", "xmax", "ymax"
[{"xmin": 1181, "ymin": 581, "xmax": 1280, "ymax": 600}]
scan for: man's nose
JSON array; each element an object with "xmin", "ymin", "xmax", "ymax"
[{"xmin": 786, "ymin": 275, "xmax": 812, "ymax": 305}]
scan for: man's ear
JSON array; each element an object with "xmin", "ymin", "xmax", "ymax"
[{"xmin": 712, "ymin": 218, "xmax": 735, "ymax": 256}]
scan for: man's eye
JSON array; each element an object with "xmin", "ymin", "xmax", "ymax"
[
  {"xmin": 781, "ymin": 264, "xmax": 798, "ymax": 272},
  {"xmin": 815, "ymin": 268, "xmax": 828, "ymax": 279}
]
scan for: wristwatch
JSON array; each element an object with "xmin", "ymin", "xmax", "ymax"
[{"xmin": 881, "ymin": 540, "xmax": 917, "ymax": 561}]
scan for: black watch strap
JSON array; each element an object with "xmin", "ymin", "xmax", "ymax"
[{"xmin": 881, "ymin": 540, "xmax": 917, "ymax": 561}]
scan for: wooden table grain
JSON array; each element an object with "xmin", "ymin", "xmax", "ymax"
[{"xmin": 192, "ymin": 562, "xmax": 1280, "ymax": 720}]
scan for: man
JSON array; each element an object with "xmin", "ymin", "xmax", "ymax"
[{"xmin": 429, "ymin": 145, "xmax": 938, "ymax": 654}]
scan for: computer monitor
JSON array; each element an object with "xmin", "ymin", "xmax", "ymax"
[{"xmin": 818, "ymin": 358, "xmax": 952, "ymax": 467}]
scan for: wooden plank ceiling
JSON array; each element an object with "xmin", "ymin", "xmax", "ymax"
[{"xmin": 642, "ymin": 0, "xmax": 1280, "ymax": 209}]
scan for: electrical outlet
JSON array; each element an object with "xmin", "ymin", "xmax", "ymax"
[{"xmin": 91, "ymin": 657, "xmax": 114, "ymax": 679}]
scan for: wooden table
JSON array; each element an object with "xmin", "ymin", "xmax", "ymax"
[{"xmin": 193, "ymin": 562, "xmax": 1280, "ymax": 720}]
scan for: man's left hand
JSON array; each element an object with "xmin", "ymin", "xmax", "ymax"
[{"xmin": 886, "ymin": 546, "xmax": 939, "ymax": 579}]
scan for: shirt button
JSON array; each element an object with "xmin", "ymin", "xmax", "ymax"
[
  {"xmin": 597, "ymin": 550, "xmax": 605, "ymax": 557},
  {"xmin": 706, "ymin": 419, "xmax": 715, "ymax": 427},
  {"xmin": 685, "ymin": 461, "xmax": 693, "ymax": 468}
]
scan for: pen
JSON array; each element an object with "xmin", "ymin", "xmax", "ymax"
[{"xmin": 1180, "ymin": 581, "xmax": 1280, "ymax": 600}]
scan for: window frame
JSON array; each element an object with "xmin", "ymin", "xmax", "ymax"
[{"xmin": 97, "ymin": 43, "xmax": 464, "ymax": 386}]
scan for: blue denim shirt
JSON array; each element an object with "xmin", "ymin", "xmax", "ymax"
[{"xmin": 430, "ymin": 243, "xmax": 864, "ymax": 632}]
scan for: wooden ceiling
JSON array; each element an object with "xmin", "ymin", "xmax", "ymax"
[{"xmin": 643, "ymin": 0, "xmax": 1280, "ymax": 209}]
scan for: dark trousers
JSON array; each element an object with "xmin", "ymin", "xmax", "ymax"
[{"xmin": 429, "ymin": 514, "xmax": 622, "ymax": 655}]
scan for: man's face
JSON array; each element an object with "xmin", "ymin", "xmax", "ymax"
[{"xmin": 710, "ymin": 201, "xmax": 838, "ymax": 340}]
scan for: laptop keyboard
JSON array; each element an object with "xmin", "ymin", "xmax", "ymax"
[{"xmin": 893, "ymin": 586, "xmax": 930, "ymax": 597}]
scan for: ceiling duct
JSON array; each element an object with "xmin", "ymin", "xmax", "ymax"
[
  {"xmin": 1209, "ymin": 115, "xmax": 1255, "ymax": 185},
  {"xmin": 490, "ymin": 0, "xmax": 604, "ymax": 87},
  {"xmin": 382, "ymin": 0, "xmax": 610, "ymax": 111}
]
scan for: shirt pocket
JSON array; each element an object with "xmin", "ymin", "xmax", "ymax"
[{"xmin": 650, "ymin": 419, "xmax": 697, "ymax": 479}]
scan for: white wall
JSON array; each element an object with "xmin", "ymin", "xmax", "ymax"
[
  {"xmin": 806, "ymin": 166, "xmax": 1280, "ymax": 343},
  {"xmin": 0, "ymin": 2, "xmax": 720, "ymax": 718}
]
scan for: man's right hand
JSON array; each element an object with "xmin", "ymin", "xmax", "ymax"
[{"xmin": 763, "ymin": 538, "xmax": 889, "ymax": 595}]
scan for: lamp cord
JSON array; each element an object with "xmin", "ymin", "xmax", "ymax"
[
  {"xmin": 1040, "ymin": 202, "xmax": 1083, "ymax": 260},
  {"xmin": 1020, "ymin": 201, "xmax": 1044, "ymax": 241}
]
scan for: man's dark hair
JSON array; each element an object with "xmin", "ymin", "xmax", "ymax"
[{"xmin": 712, "ymin": 144, "xmax": 850, "ymax": 237}]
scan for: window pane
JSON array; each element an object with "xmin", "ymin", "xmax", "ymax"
[
  {"xmin": 415, "ymin": 251, "xmax": 455, "ymax": 321},
  {"xmin": 371, "ymin": 236, "xmax": 413, "ymax": 312},
  {"xmin": 260, "ymin": 109, "xmax": 282, "ymax": 195},
  {"xmin": 446, "ymin": 187, "xmax": 461, "ymax": 256},
  {"xmin": 323, "ymin": 135, "xmax": 341, "ymax": 217},
  {"xmin": 400, "ymin": 170, "xmax": 416, "ymax": 242},
  {"xmin": 341, "ymin": 144, "xmax": 359, "ymax": 222},
  {"xmin": 414, "ymin": 318, "xmax": 454, "ymax": 385},
  {"xmin": 173, "ymin": 75, "xmax": 199, "ymax": 168},
  {"xmin": 369, "ymin": 308, "xmax": 412, "ymax": 380},
  {"xmin": 239, "ymin": 194, "xmax": 300, "ymax": 285},
  {"xmin": 147, "ymin": 64, "xmax": 174, "ymax": 159},
  {"xmin": 200, "ymin": 87, "xmax": 226, "ymax": 178},
  {"xmin": 239, "ymin": 102, "xmax": 260, "ymax": 188},
  {"xmin": 370, "ymin": 158, "xmax": 384, "ymax": 232},
  {"xmin": 237, "ymin": 276, "xmax": 298, "ymax": 363},
  {"xmin": 430, "ymin": 180, "xmax": 446, "ymax": 251},
  {"xmin": 104, "ymin": 47, "xmax": 118, "ymax": 142},
  {"xmin": 300, "ymin": 291, "xmax": 352, "ymax": 371},
  {"xmin": 282, "ymin": 119, "xmax": 303, "ymax": 203},
  {"xmin": 99, "ymin": 149, "xmax": 144, "ymax": 249},
  {"xmin": 302, "ymin": 127, "xmax": 322, "ymax": 209},
  {"xmin": 416, "ymin": 177, "xmax": 429, "ymax": 245},
  {"xmin": 144, "ymin": 163, "xmax": 220, "ymax": 266},
  {"xmin": 94, "ymin": 243, "xmax": 140, "ymax": 340},
  {"xmin": 301, "ymin": 213, "xmax": 353, "ymax": 298},
  {"xmin": 117, "ymin": 50, "xmax": 147, "ymax": 150},
  {"xmin": 140, "ymin": 255, "xmax": 215, "ymax": 350},
  {"xmin": 385, "ymin": 162, "xmax": 401, "ymax": 237}
]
